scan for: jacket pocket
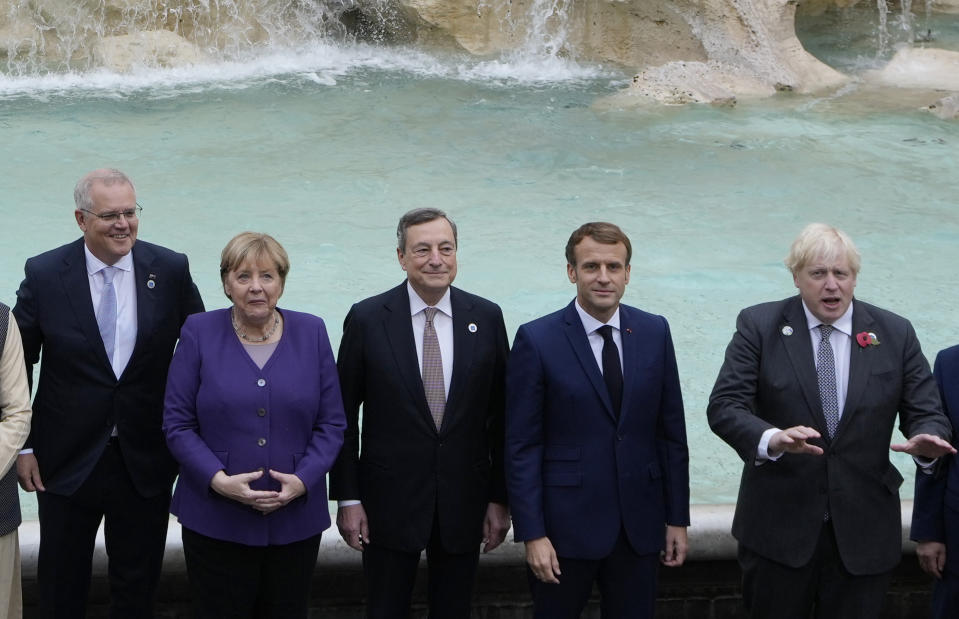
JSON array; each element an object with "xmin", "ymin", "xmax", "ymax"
[
  {"xmin": 882, "ymin": 465, "xmax": 904, "ymax": 493},
  {"xmin": 544, "ymin": 445, "xmax": 580, "ymax": 461}
]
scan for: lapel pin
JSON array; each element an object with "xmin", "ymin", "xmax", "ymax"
[
  {"xmin": 147, "ymin": 273, "xmax": 156, "ymax": 289},
  {"xmin": 625, "ymin": 328, "xmax": 632, "ymax": 334},
  {"xmin": 468, "ymin": 323, "xmax": 478, "ymax": 333},
  {"xmin": 781, "ymin": 325, "xmax": 793, "ymax": 336}
]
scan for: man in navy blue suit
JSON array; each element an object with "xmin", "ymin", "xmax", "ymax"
[
  {"xmin": 912, "ymin": 345, "xmax": 959, "ymax": 618},
  {"xmin": 506, "ymin": 222, "xmax": 690, "ymax": 618},
  {"xmin": 14, "ymin": 168, "xmax": 204, "ymax": 618}
]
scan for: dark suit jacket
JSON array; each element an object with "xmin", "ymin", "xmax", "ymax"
[
  {"xmin": 506, "ymin": 301, "xmax": 690, "ymax": 560},
  {"xmin": 912, "ymin": 345, "xmax": 959, "ymax": 574},
  {"xmin": 13, "ymin": 238, "xmax": 204, "ymax": 497},
  {"xmin": 708, "ymin": 296, "xmax": 950, "ymax": 575},
  {"xmin": 329, "ymin": 282, "xmax": 509, "ymax": 554}
]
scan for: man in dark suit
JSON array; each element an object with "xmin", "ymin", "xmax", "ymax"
[
  {"xmin": 506, "ymin": 222, "xmax": 690, "ymax": 619},
  {"xmin": 14, "ymin": 168, "xmax": 204, "ymax": 618},
  {"xmin": 708, "ymin": 222, "xmax": 954, "ymax": 618},
  {"xmin": 912, "ymin": 345, "xmax": 959, "ymax": 618},
  {"xmin": 329, "ymin": 208, "xmax": 510, "ymax": 618}
]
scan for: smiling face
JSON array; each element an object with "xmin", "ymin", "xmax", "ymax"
[
  {"xmin": 75, "ymin": 180, "xmax": 138, "ymax": 265},
  {"xmin": 567, "ymin": 236, "xmax": 630, "ymax": 323},
  {"xmin": 793, "ymin": 255, "xmax": 857, "ymax": 324},
  {"xmin": 397, "ymin": 217, "xmax": 457, "ymax": 306},
  {"xmin": 224, "ymin": 256, "xmax": 284, "ymax": 328}
]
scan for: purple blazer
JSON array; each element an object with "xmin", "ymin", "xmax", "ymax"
[{"xmin": 163, "ymin": 308, "xmax": 346, "ymax": 546}]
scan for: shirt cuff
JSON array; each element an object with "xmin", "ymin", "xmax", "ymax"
[
  {"xmin": 756, "ymin": 428, "xmax": 784, "ymax": 464},
  {"xmin": 338, "ymin": 500, "xmax": 361, "ymax": 507},
  {"xmin": 18, "ymin": 448, "xmax": 33, "ymax": 455}
]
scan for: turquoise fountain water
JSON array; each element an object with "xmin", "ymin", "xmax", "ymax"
[{"xmin": 2, "ymin": 3, "xmax": 958, "ymax": 518}]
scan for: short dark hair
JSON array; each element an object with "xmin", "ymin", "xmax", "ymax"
[
  {"xmin": 396, "ymin": 208, "xmax": 457, "ymax": 252},
  {"xmin": 565, "ymin": 222, "xmax": 632, "ymax": 266}
]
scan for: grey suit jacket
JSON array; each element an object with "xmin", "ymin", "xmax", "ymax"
[{"xmin": 708, "ymin": 296, "xmax": 950, "ymax": 575}]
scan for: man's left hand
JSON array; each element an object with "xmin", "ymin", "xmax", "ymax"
[
  {"xmin": 661, "ymin": 525, "xmax": 687, "ymax": 567},
  {"xmin": 890, "ymin": 433, "xmax": 957, "ymax": 459},
  {"xmin": 482, "ymin": 502, "xmax": 510, "ymax": 553}
]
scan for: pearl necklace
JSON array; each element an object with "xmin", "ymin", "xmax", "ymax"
[{"xmin": 231, "ymin": 307, "xmax": 280, "ymax": 343}]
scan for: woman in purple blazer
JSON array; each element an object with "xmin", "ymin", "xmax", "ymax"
[{"xmin": 163, "ymin": 232, "xmax": 346, "ymax": 619}]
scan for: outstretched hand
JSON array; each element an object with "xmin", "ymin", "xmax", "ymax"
[
  {"xmin": 890, "ymin": 433, "xmax": 956, "ymax": 459},
  {"xmin": 768, "ymin": 426, "xmax": 823, "ymax": 457}
]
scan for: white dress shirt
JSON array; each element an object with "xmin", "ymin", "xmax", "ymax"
[
  {"xmin": 408, "ymin": 282, "xmax": 453, "ymax": 397},
  {"xmin": 85, "ymin": 245, "xmax": 137, "ymax": 379},
  {"xmin": 573, "ymin": 300, "xmax": 623, "ymax": 374}
]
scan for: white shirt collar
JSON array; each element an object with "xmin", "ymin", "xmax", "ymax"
[
  {"xmin": 801, "ymin": 298, "xmax": 854, "ymax": 337},
  {"xmin": 407, "ymin": 282, "xmax": 452, "ymax": 317},
  {"xmin": 84, "ymin": 244, "xmax": 134, "ymax": 275},
  {"xmin": 574, "ymin": 299, "xmax": 621, "ymax": 334}
]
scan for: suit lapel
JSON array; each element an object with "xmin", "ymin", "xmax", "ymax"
[
  {"xmin": 839, "ymin": 300, "xmax": 874, "ymax": 438},
  {"xmin": 127, "ymin": 244, "xmax": 157, "ymax": 373},
  {"xmin": 443, "ymin": 288, "xmax": 475, "ymax": 434},
  {"xmin": 60, "ymin": 240, "xmax": 113, "ymax": 371},
  {"xmin": 618, "ymin": 306, "xmax": 639, "ymax": 427},
  {"xmin": 780, "ymin": 297, "xmax": 830, "ymax": 436},
  {"xmin": 562, "ymin": 303, "xmax": 616, "ymax": 421},
  {"xmin": 382, "ymin": 284, "xmax": 435, "ymax": 432}
]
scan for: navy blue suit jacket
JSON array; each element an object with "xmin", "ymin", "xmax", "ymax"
[
  {"xmin": 506, "ymin": 301, "xmax": 690, "ymax": 560},
  {"xmin": 13, "ymin": 238, "xmax": 204, "ymax": 497},
  {"xmin": 912, "ymin": 344, "xmax": 959, "ymax": 574}
]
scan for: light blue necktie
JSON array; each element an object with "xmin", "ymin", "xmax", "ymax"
[{"xmin": 97, "ymin": 266, "xmax": 117, "ymax": 365}]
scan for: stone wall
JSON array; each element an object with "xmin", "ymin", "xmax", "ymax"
[{"xmin": 18, "ymin": 503, "xmax": 938, "ymax": 618}]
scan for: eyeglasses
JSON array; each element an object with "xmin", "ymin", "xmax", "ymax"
[{"xmin": 80, "ymin": 204, "xmax": 143, "ymax": 223}]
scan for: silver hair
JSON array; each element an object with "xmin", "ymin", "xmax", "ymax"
[
  {"xmin": 74, "ymin": 168, "xmax": 135, "ymax": 212},
  {"xmin": 396, "ymin": 208, "xmax": 457, "ymax": 252}
]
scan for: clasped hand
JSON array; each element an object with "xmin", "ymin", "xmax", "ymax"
[{"xmin": 210, "ymin": 469, "xmax": 305, "ymax": 515}]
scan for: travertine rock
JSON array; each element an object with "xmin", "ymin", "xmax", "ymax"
[
  {"xmin": 93, "ymin": 30, "xmax": 205, "ymax": 71},
  {"xmin": 926, "ymin": 93, "xmax": 959, "ymax": 119}
]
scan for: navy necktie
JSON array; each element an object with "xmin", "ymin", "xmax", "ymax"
[
  {"xmin": 817, "ymin": 324, "xmax": 840, "ymax": 438},
  {"xmin": 598, "ymin": 325, "xmax": 623, "ymax": 417}
]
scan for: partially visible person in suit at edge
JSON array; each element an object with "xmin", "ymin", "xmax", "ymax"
[
  {"xmin": 329, "ymin": 208, "xmax": 510, "ymax": 618},
  {"xmin": 708, "ymin": 222, "xmax": 955, "ymax": 619},
  {"xmin": 163, "ymin": 232, "xmax": 346, "ymax": 619},
  {"xmin": 14, "ymin": 168, "xmax": 204, "ymax": 618},
  {"xmin": 912, "ymin": 344, "xmax": 959, "ymax": 618},
  {"xmin": 506, "ymin": 221, "xmax": 690, "ymax": 619},
  {"xmin": 0, "ymin": 300, "xmax": 32, "ymax": 619}
]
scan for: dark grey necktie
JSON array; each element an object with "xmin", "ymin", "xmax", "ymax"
[
  {"xmin": 816, "ymin": 324, "xmax": 840, "ymax": 438},
  {"xmin": 598, "ymin": 325, "xmax": 623, "ymax": 418}
]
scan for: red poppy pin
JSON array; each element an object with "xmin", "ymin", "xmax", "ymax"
[{"xmin": 856, "ymin": 331, "xmax": 880, "ymax": 348}]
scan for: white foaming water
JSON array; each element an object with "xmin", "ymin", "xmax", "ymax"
[{"xmin": 0, "ymin": 44, "xmax": 618, "ymax": 100}]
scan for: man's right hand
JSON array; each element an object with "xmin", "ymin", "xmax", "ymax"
[
  {"xmin": 768, "ymin": 426, "xmax": 824, "ymax": 457},
  {"xmin": 917, "ymin": 541, "xmax": 947, "ymax": 579},
  {"xmin": 16, "ymin": 453, "xmax": 44, "ymax": 492},
  {"xmin": 337, "ymin": 503, "xmax": 370, "ymax": 551},
  {"xmin": 525, "ymin": 536, "xmax": 561, "ymax": 584}
]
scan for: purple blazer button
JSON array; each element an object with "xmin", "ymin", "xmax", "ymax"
[{"xmin": 257, "ymin": 438, "xmax": 266, "ymax": 447}]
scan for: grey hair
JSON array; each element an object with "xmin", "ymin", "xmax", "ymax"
[
  {"xmin": 396, "ymin": 208, "xmax": 457, "ymax": 251},
  {"xmin": 74, "ymin": 169, "xmax": 135, "ymax": 212}
]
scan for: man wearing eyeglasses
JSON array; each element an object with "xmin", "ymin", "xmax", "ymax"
[{"xmin": 13, "ymin": 168, "xmax": 204, "ymax": 618}]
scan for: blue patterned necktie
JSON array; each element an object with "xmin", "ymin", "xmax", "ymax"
[
  {"xmin": 97, "ymin": 266, "xmax": 117, "ymax": 365},
  {"xmin": 817, "ymin": 324, "xmax": 840, "ymax": 438},
  {"xmin": 422, "ymin": 307, "xmax": 445, "ymax": 431}
]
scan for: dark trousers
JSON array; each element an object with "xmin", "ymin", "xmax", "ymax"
[
  {"xmin": 931, "ymin": 567, "xmax": 959, "ymax": 619},
  {"xmin": 36, "ymin": 440, "xmax": 171, "ymax": 619},
  {"xmin": 362, "ymin": 512, "xmax": 480, "ymax": 619},
  {"xmin": 528, "ymin": 530, "xmax": 659, "ymax": 619},
  {"xmin": 181, "ymin": 527, "xmax": 321, "ymax": 619},
  {"xmin": 739, "ymin": 520, "xmax": 893, "ymax": 619}
]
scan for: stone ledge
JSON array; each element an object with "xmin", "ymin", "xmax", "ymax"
[{"xmin": 16, "ymin": 501, "xmax": 922, "ymax": 576}]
